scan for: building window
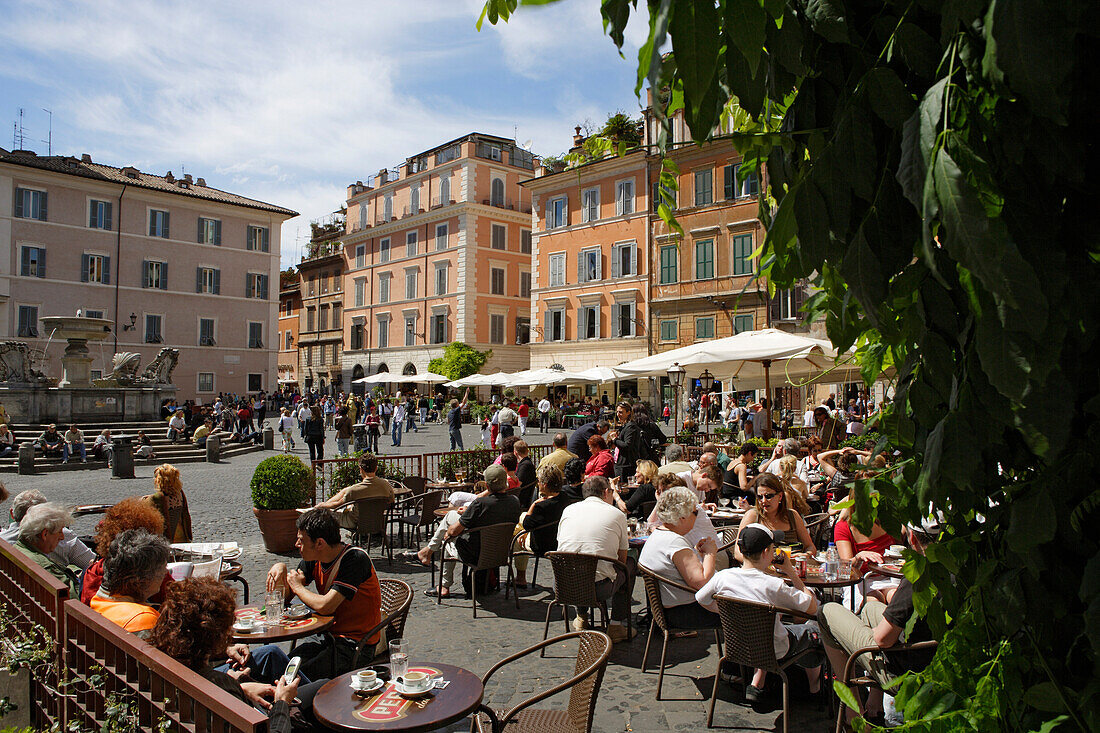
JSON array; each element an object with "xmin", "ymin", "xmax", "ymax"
[
  {"xmin": 616, "ymin": 180, "xmax": 634, "ymax": 216},
  {"xmin": 198, "ymin": 372, "xmax": 215, "ymax": 393},
  {"xmin": 198, "ymin": 217, "xmax": 221, "ymax": 245},
  {"xmin": 245, "ymin": 226, "xmax": 270, "ymax": 252},
  {"xmin": 439, "ymin": 177, "xmax": 451, "ymax": 204},
  {"xmin": 17, "ymin": 306, "xmax": 39, "ymax": 337},
  {"xmin": 20, "ymin": 246, "xmax": 46, "ymax": 278},
  {"xmin": 775, "ymin": 289, "xmax": 800, "ymax": 320},
  {"xmin": 308, "ymin": 276, "xmax": 316, "ymax": 296},
  {"xmin": 247, "ymin": 322, "xmax": 263, "ymax": 348},
  {"xmin": 435, "ymin": 265, "xmax": 448, "ymax": 296},
  {"xmin": 652, "ymin": 181, "xmax": 677, "ymax": 212},
  {"xmin": 582, "ymin": 187, "xmax": 599, "ymax": 223},
  {"xmin": 377, "ymin": 318, "xmax": 389, "ymax": 348},
  {"xmin": 81, "ymin": 253, "xmax": 110, "ymax": 284},
  {"xmin": 332, "ymin": 303, "xmax": 341, "ymax": 326},
  {"xmin": 611, "ymin": 242, "xmax": 636, "ymax": 278},
  {"xmin": 612, "ymin": 302, "xmax": 635, "ymax": 337},
  {"xmin": 695, "ymin": 317, "xmax": 715, "ymax": 340},
  {"xmin": 358, "ymin": 203, "xmax": 367, "ymax": 229},
  {"xmin": 383, "ymin": 195, "xmax": 393, "ymax": 221},
  {"xmin": 89, "ymin": 200, "xmax": 112, "ymax": 230},
  {"xmin": 490, "ymin": 314, "xmax": 505, "ymax": 344},
  {"xmin": 549, "ymin": 253, "xmax": 566, "ymax": 287},
  {"xmin": 284, "ymin": 330, "xmax": 293, "ymax": 349},
  {"xmin": 85, "ymin": 309, "xmax": 104, "ymax": 320},
  {"xmin": 319, "ymin": 272, "xmax": 328, "ymax": 294},
  {"xmin": 145, "ymin": 314, "xmax": 163, "ymax": 344},
  {"xmin": 333, "ymin": 269, "xmax": 341, "ymax": 292},
  {"xmin": 659, "ymin": 245, "xmax": 678, "ymax": 284},
  {"xmin": 246, "ymin": 273, "xmax": 269, "ymax": 299},
  {"xmin": 694, "ymin": 169, "xmax": 713, "ymax": 207},
  {"xmin": 516, "ymin": 317, "xmax": 530, "ymax": 344},
  {"xmin": 199, "ymin": 318, "xmax": 216, "ymax": 346},
  {"xmin": 379, "ymin": 237, "xmax": 391, "ymax": 263},
  {"xmin": 547, "ymin": 308, "xmax": 565, "ymax": 342},
  {"xmin": 734, "ymin": 313, "xmax": 754, "ymax": 334},
  {"xmin": 660, "ymin": 319, "xmax": 678, "ymax": 342},
  {"xmin": 305, "ymin": 346, "xmax": 314, "ymax": 367},
  {"xmin": 410, "ymin": 185, "xmax": 421, "ymax": 212},
  {"xmin": 491, "ymin": 267, "xmax": 505, "ymax": 295},
  {"xmin": 491, "ymin": 223, "xmax": 506, "ymax": 250},
  {"xmin": 15, "ymin": 188, "xmax": 47, "ymax": 221},
  {"xmin": 350, "ymin": 324, "xmax": 363, "ymax": 350},
  {"xmin": 378, "ymin": 274, "xmax": 390, "ymax": 303},
  {"xmin": 725, "ymin": 163, "xmax": 760, "ymax": 199},
  {"xmin": 355, "ymin": 244, "xmax": 365, "ymax": 267},
  {"xmin": 490, "ymin": 178, "xmax": 505, "ymax": 207},
  {"xmin": 520, "ymin": 229, "xmax": 531, "ymax": 254},
  {"xmin": 248, "ymin": 374, "xmax": 263, "ymax": 392},
  {"xmin": 196, "ymin": 267, "xmax": 220, "ymax": 294},
  {"xmin": 430, "ymin": 314, "xmax": 447, "ymax": 344},
  {"xmin": 319, "ymin": 305, "xmax": 329, "ymax": 331},
  {"xmin": 579, "ymin": 305, "xmax": 599, "ymax": 340},
  {"xmin": 405, "ymin": 270, "xmax": 417, "ymax": 300},
  {"xmin": 435, "ymin": 223, "xmax": 448, "ymax": 251},
  {"xmin": 520, "ymin": 271, "xmax": 531, "ymax": 298},
  {"xmin": 579, "ymin": 248, "xmax": 601, "ymax": 282},
  {"xmin": 354, "ymin": 278, "xmax": 366, "ymax": 306},
  {"xmin": 149, "ymin": 209, "xmax": 170, "ymax": 238},
  {"xmin": 143, "ymin": 260, "xmax": 168, "ymax": 289},
  {"xmin": 694, "ymin": 239, "xmax": 715, "ymax": 280},
  {"xmin": 305, "ymin": 307, "xmax": 315, "ymax": 332},
  {"xmin": 547, "ymin": 196, "xmax": 567, "ymax": 229},
  {"xmin": 732, "ymin": 233, "xmax": 754, "ymax": 276},
  {"xmin": 436, "ymin": 145, "xmax": 460, "ymax": 165},
  {"xmin": 405, "ymin": 317, "xmax": 416, "ymax": 346},
  {"xmin": 406, "ymin": 231, "xmax": 417, "ymax": 257}
]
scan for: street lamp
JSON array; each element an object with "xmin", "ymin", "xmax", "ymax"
[
  {"xmin": 698, "ymin": 368, "xmax": 715, "ymax": 433},
  {"xmin": 667, "ymin": 362, "xmax": 686, "ymax": 441}
]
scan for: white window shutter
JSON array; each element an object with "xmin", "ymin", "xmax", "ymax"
[
  {"xmin": 611, "ymin": 246, "xmax": 621, "ymax": 278},
  {"xmin": 612, "ymin": 305, "xmax": 620, "ymax": 337},
  {"xmin": 595, "ymin": 251, "xmax": 602, "ymax": 280},
  {"xmin": 577, "ymin": 253, "xmax": 585, "ymax": 283}
]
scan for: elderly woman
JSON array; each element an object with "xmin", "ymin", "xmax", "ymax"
[
  {"xmin": 90, "ymin": 528, "xmax": 171, "ymax": 635},
  {"xmin": 734, "ymin": 474, "xmax": 817, "ymax": 562},
  {"xmin": 638, "ymin": 487, "xmax": 721, "ymax": 629},
  {"xmin": 15, "ymin": 503, "xmax": 80, "ymax": 595},
  {"xmin": 80, "ymin": 497, "xmax": 167, "ymax": 604},
  {"xmin": 583, "ymin": 434, "xmax": 615, "ymax": 479},
  {"xmin": 149, "ymin": 578, "xmax": 322, "ymax": 732},
  {"xmin": 143, "ymin": 464, "xmax": 192, "ymax": 542}
]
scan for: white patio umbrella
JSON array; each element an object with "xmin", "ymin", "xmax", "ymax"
[
  {"xmin": 506, "ymin": 367, "xmax": 590, "ymax": 386},
  {"xmin": 397, "ymin": 371, "xmax": 452, "ymax": 385},
  {"xmin": 444, "ymin": 371, "xmax": 513, "ymax": 388},
  {"xmin": 352, "ymin": 372, "xmax": 396, "ymax": 385},
  {"xmin": 574, "ymin": 366, "xmax": 621, "ymax": 384}
]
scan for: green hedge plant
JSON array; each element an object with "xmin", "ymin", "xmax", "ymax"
[{"xmin": 250, "ymin": 455, "xmax": 313, "ymax": 510}]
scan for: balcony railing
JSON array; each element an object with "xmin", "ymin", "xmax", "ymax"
[
  {"xmin": 431, "ymin": 196, "xmax": 456, "ymax": 209},
  {"xmin": 481, "ymin": 197, "xmax": 532, "ymax": 214}
]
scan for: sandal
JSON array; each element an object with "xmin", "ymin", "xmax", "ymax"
[{"xmin": 423, "ymin": 588, "xmax": 458, "ymax": 598}]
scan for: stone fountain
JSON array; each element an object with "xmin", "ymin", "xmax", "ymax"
[{"xmin": 0, "ymin": 315, "xmax": 178, "ymax": 423}]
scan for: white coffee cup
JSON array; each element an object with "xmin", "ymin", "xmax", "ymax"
[
  {"xmin": 352, "ymin": 669, "xmax": 377, "ymax": 689},
  {"xmin": 888, "ymin": 544, "xmax": 905, "ymax": 555},
  {"xmin": 235, "ymin": 618, "xmax": 254, "ymax": 631},
  {"xmin": 400, "ymin": 671, "xmax": 430, "ymax": 692}
]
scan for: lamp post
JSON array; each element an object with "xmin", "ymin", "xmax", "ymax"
[
  {"xmin": 667, "ymin": 362, "xmax": 686, "ymax": 442},
  {"xmin": 699, "ymin": 368, "xmax": 715, "ymax": 434}
]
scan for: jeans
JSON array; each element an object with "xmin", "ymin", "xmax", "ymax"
[
  {"xmin": 540, "ymin": 413, "xmax": 550, "ymax": 432},
  {"xmin": 391, "ymin": 420, "xmax": 402, "ymax": 446},
  {"xmin": 63, "ymin": 443, "xmax": 87, "ymax": 461},
  {"xmin": 0, "ymin": 445, "xmax": 12, "ymax": 457},
  {"xmin": 407, "ymin": 414, "xmax": 418, "ymax": 432},
  {"xmin": 449, "ymin": 428, "xmax": 463, "ymax": 451},
  {"xmin": 499, "ymin": 423, "xmax": 514, "ymax": 440},
  {"xmin": 336, "ymin": 438, "xmax": 350, "ymax": 456},
  {"xmin": 217, "ymin": 644, "xmax": 312, "ymax": 685},
  {"xmin": 308, "ymin": 439, "xmax": 324, "ymax": 461},
  {"xmin": 419, "ymin": 407, "xmax": 428, "ymax": 424},
  {"xmin": 590, "ymin": 561, "xmax": 636, "ymax": 622},
  {"xmin": 367, "ymin": 430, "xmax": 379, "ymax": 454}
]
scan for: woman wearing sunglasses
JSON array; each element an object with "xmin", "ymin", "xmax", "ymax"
[{"xmin": 733, "ymin": 474, "xmax": 817, "ymax": 564}]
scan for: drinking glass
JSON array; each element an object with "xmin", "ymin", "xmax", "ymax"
[
  {"xmin": 718, "ymin": 498, "xmax": 731, "ymax": 508},
  {"xmin": 265, "ymin": 588, "xmax": 283, "ymax": 626},
  {"xmin": 389, "ymin": 639, "xmax": 409, "ymax": 680},
  {"xmin": 839, "ymin": 560, "xmax": 853, "ymax": 580}
]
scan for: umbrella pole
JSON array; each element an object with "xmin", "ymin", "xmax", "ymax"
[{"xmin": 763, "ymin": 360, "xmax": 772, "ymax": 440}]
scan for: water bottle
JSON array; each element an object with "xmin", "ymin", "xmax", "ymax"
[{"xmin": 825, "ymin": 542, "xmax": 839, "ymax": 582}]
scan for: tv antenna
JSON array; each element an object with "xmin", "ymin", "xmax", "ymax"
[
  {"xmin": 12, "ymin": 108, "xmax": 28, "ymax": 150},
  {"xmin": 41, "ymin": 108, "xmax": 52, "ymax": 155}
]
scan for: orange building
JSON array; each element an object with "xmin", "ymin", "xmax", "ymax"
[
  {"xmin": 340, "ymin": 134, "xmax": 534, "ymax": 389},
  {"xmin": 277, "ymin": 271, "xmax": 300, "ymax": 388}
]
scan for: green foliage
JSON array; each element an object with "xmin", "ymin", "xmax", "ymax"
[
  {"xmin": 839, "ymin": 431, "xmax": 885, "ymax": 451},
  {"xmin": 482, "ymin": 0, "xmax": 1100, "ymax": 730},
  {"xmin": 437, "ymin": 443, "xmax": 493, "ymax": 482},
  {"xmin": 469, "ymin": 403, "xmax": 495, "ymax": 422},
  {"xmin": 598, "ymin": 111, "xmax": 643, "ymax": 145},
  {"xmin": 250, "ymin": 455, "xmax": 313, "ymax": 510},
  {"xmin": 428, "ymin": 342, "xmax": 492, "ymax": 381},
  {"xmin": 326, "ymin": 452, "xmax": 407, "ymax": 499}
]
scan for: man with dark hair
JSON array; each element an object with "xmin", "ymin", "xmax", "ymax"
[
  {"xmin": 266, "ymin": 508, "xmax": 382, "ymax": 680},
  {"xmin": 538, "ymin": 432, "xmax": 577, "ymax": 473},
  {"xmin": 814, "ymin": 406, "xmax": 843, "ymax": 451},
  {"xmin": 723, "ymin": 443, "xmax": 760, "ymax": 502},
  {"xmin": 448, "ymin": 389, "xmax": 470, "ymax": 450},
  {"xmin": 567, "ymin": 419, "xmax": 610, "ymax": 463},
  {"xmin": 513, "ymin": 440, "xmax": 537, "ymax": 507},
  {"xmin": 315, "ymin": 456, "xmax": 394, "ymax": 530}
]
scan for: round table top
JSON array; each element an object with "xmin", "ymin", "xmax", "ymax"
[
  {"xmin": 70, "ymin": 503, "xmax": 113, "ymax": 517},
  {"xmin": 798, "ymin": 572, "xmax": 864, "ymax": 589},
  {"xmin": 426, "ymin": 481, "xmax": 473, "ymax": 490},
  {"xmin": 312, "ymin": 662, "xmax": 484, "ymax": 732},
  {"xmin": 220, "ymin": 559, "xmax": 244, "ymax": 580},
  {"xmin": 230, "ymin": 604, "xmax": 334, "ymax": 644},
  {"xmin": 433, "ymin": 506, "xmax": 453, "ymax": 518}
]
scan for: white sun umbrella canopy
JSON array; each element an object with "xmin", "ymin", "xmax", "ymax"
[
  {"xmin": 506, "ymin": 367, "xmax": 591, "ymax": 386},
  {"xmin": 445, "ymin": 371, "xmax": 513, "ymax": 388},
  {"xmin": 352, "ymin": 372, "xmax": 397, "ymax": 385},
  {"xmin": 575, "ymin": 366, "xmax": 621, "ymax": 384},
  {"xmin": 399, "ymin": 371, "xmax": 452, "ymax": 385}
]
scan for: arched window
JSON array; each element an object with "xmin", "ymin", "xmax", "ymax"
[
  {"xmin": 491, "ymin": 178, "xmax": 505, "ymax": 207},
  {"xmin": 403, "ymin": 362, "xmax": 418, "ymax": 376},
  {"xmin": 376, "ymin": 362, "xmax": 389, "ymax": 373},
  {"xmin": 352, "ymin": 364, "xmax": 365, "ymax": 395},
  {"xmin": 439, "ymin": 178, "xmax": 450, "ymax": 205}
]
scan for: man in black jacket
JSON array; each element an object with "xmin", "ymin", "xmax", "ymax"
[
  {"xmin": 567, "ymin": 419, "xmax": 610, "ymax": 463},
  {"xmin": 514, "ymin": 440, "xmax": 538, "ymax": 508}
]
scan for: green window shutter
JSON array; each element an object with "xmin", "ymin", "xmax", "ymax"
[
  {"xmin": 80, "ymin": 254, "xmax": 90, "ymax": 282},
  {"xmin": 14, "ymin": 189, "xmax": 24, "ymax": 218},
  {"xmin": 162, "ymin": 212, "xmax": 170, "ymax": 238},
  {"xmin": 38, "ymin": 248, "xmax": 45, "ymax": 278},
  {"xmin": 215, "ymin": 220, "xmax": 222, "ymax": 245},
  {"xmin": 213, "ymin": 269, "xmax": 221, "ymax": 294},
  {"xmin": 38, "ymin": 192, "xmax": 46, "ymax": 220},
  {"xmin": 21, "ymin": 247, "xmax": 31, "ymax": 276},
  {"xmin": 196, "ymin": 267, "xmax": 203, "ymax": 293},
  {"xmin": 724, "ymin": 165, "xmax": 734, "ymax": 199},
  {"xmin": 103, "ymin": 256, "xmax": 111, "ymax": 285},
  {"xmin": 104, "ymin": 202, "xmax": 112, "ymax": 230},
  {"xmin": 142, "ymin": 260, "xmax": 150, "ymax": 288},
  {"xmin": 160, "ymin": 262, "xmax": 168, "ymax": 290}
]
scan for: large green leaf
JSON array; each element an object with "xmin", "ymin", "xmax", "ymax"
[
  {"xmin": 805, "ymin": 0, "xmax": 849, "ymax": 43},
  {"xmin": 600, "ymin": 0, "xmax": 633, "ymax": 49},
  {"xmin": 987, "ymin": 0, "xmax": 1074, "ymax": 124},
  {"xmin": 866, "ymin": 67, "xmax": 916, "ymax": 130},
  {"xmin": 670, "ymin": 0, "xmax": 720, "ymax": 142},
  {"xmin": 724, "ymin": 0, "xmax": 767, "ymax": 69}
]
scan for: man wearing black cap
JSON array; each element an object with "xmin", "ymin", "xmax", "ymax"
[
  {"xmin": 695, "ymin": 523, "xmax": 823, "ymax": 703},
  {"xmin": 818, "ymin": 519, "xmax": 939, "ymax": 723}
]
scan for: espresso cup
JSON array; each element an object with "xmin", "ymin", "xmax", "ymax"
[
  {"xmin": 400, "ymin": 671, "xmax": 430, "ymax": 691},
  {"xmin": 353, "ymin": 670, "xmax": 377, "ymax": 688},
  {"xmin": 236, "ymin": 618, "xmax": 254, "ymax": 631}
]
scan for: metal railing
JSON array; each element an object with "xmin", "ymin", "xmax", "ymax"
[{"xmin": 310, "ymin": 455, "xmax": 425, "ymax": 504}]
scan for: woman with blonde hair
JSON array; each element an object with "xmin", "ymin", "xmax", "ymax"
[
  {"xmin": 143, "ymin": 464, "xmax": 192, "ymax": 542},
  {"xmin": 776, "ymin": 455, "xmax": 812, "ymax": 515},
  {"xmin": 624, "ymin": 459, "xmax": 658, "ymax": 519}
]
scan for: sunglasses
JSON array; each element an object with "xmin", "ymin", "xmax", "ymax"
[{"xmin": 756, "ymin": 492, "xmax": 780, "ymax": 500}]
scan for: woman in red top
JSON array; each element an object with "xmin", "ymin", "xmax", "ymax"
[
  {"xmin": 81, "ymin": 497, "xmax": 171, "ymax": 605},
  {"xmin": 583, "ymin": 434, "xmax": 615, "ymax": 479}
]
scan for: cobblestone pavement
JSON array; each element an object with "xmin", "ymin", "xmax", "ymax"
[{"xmin": 5, "ymin": 420, "xmax": 834, "ymax": 732}]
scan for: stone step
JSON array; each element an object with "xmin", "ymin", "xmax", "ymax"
[{"xmin": 0, "ymin": 442, "xmax": 265, "ymax": 473}]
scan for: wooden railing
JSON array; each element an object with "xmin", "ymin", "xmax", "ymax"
[{"xmin": 0, "ymin": 539, "xmax": 267, "ymax": 733}]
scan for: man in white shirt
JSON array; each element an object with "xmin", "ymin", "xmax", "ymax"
[
  {"xmin": 761, "ymin": 438, "xmax": 811, "ymax": 484},
  {"xmin": 537, "ymin": 397, "xmax": 552, "ymax": 433},
  {"xmin": 497, "ymin": 404, "xmax": 518, "ymax": 440},
  {"xmin": 696, "ymin": 523, "xmax": 823, "ymax": 702},
  {"xmin": 556, "ymin": 476, "xmax": 635, "ymax": 643},
  {"xmin": 1, "ymin": 489, "xmax": 96, "ymax": 571}
]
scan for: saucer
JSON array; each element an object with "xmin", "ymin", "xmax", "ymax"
[
  {"xmin": 282, "ymin": 606, "xmax": 311, "ymax": 620},
  {"xmin": 349, "ymin": 678, "xmax": 384, "ymax": 694},
  {"xmin": 232, "ymin": 623, "xmax": 255, "ymax": 633},
  {"xmin": 393, "ymin": 682, "xmax": 433, "ymax": 698}
]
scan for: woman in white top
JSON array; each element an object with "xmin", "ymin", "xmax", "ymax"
[
  {"xmin": 638, "ymin": 487, "xmax": 720, "ymax": 629},
  {"xmin": 276, "ymin": 408, "xmax": 296, "ymax": 452}
]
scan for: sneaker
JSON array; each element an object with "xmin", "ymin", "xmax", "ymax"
[
  {"xmin": 572, "ymin": 614, "xmax": 588, "ymax": 631},
  {"xmin": 744, "ymin": 683, "xmax": 764, "ymax": 703},
  {"xmin": 607, "ymin": 625, "xmax": 636, "ymax": 643}
]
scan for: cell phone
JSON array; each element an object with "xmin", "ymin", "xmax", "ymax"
[{"xmin": 282, "ymin": 656, "xmax": 301, "ymax": 684}]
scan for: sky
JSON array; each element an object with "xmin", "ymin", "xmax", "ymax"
[{"xmin": 0, "ymin": 0, "xmax": 651, "ymax": 267}]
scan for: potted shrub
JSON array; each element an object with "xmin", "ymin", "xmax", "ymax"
[{"xmin": 251, "ymin": 455, "xmax": 314, "ymax": 553}]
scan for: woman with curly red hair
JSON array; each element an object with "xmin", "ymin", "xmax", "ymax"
[
  {"xmin": 149, "ymin": 578, "xmax": 326, "ymax": 732},
  {"xmin": 143, "ymin": 464, "xmax": 192, "ymax": 542},
  {"xmin": 80, "ymin": 496, "xmax": 166, "ymax": 604}
]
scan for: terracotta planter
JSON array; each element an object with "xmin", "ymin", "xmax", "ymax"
[{"xmin": 253, "ymin": 508, "xmax": 301, "ymax": 554}]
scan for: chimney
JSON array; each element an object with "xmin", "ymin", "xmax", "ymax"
[
  {"xmin": 196, "ymin": 177, "xmax": 206, "ymax": 186},
  {"xmin": 573, "ymin": 125, "xmax": 584, "ymax": 147},
  {"xmin": 183, "ymin": 173, "xmax": 193, "ymax": 183},
  {"xmin": 165, "ymin": 171, "xmax": 175, "ymax": 183},
  {"xmin": 121, "ymin": 166, "xmax": 139, "ymax": 178},
  {"xmin": 81, "ymin": 153, "xmax": 92, "ymax": 163},
  {"xmin": 11, "ymin": 149, "xmax": 36, "ymax": 156}
]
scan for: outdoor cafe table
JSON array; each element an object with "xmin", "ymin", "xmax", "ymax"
[
  {"xmin": 229, "ymin": 604, "xmax": 334, "ymax": 644},
  {"xmin": 312, "ymin": 662, "xmax": 484, "ymax": 732}
]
